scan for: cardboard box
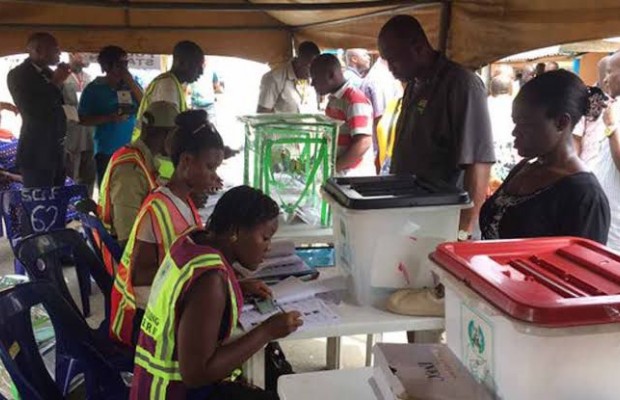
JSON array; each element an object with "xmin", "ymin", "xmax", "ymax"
[{"xmin": 373, "ymin": 343, "xmax": 494, "ymax": 400}]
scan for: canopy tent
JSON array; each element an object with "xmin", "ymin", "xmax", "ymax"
[{"xmin": 2, "ymin": 0, "xmax": 620, "ymax": 68}]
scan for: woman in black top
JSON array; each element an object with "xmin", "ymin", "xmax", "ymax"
[{"xmin": 480, "ymin": 70, "xmax": 610, "ymax": 244}]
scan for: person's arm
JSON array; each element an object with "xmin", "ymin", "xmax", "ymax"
[
  {"xmin": 78, "ymin": 84, "xmax": 128, "ymax": 126},
  {"xmin": 572, "ymin": 117, "xmax": 586, "ymax": 158},
  {"xmin": 460, "ymin": 163, "xmax": 492, "ymax": 233},
  {"xmin": 336, "ymin": 135, "xmax": 372, "ymax": 172},
  {"xmin": 336, "ymin": 98, "xmax": 374, "ymax": 172},
  {"xmin": 109, "ymin": 166, "xmax": 149, "ymax": 247},
  {"xmin": 602, "ymin": 102, "xmax": 620, "ymax": 172},
  {"xmin": 0, "ymin": 102, "xmax": 18, "ymax": 115},
  {"xmin": 121, "ymin": 68, "xmax": 144, "ymax": 104},
  {"xmin": 130, "ymin": 239, "xmax": 160, "ymax": 286},
  {"xmin": 130, "ymin": 211, "xmax": 161, "ymax": 286},
  {"xmin": 177, "ymin": 272, "xmax": 302, "ymax": 387},
  {"xmin": 257, "ymin": 73, "xmax": 277, "ymax": 113},
  {"xmin": 608, "ymin": 130, "xmax": 620, "ymax": 172},
  {"xmin": 452, "ymin": 72, "xmax": 496, "ymax": 235}
]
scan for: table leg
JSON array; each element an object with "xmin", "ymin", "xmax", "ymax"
[
  {"xmin": 326, "ymin": 337, "xmax": 341, "ymax": 369},
  {"xmin": 244, "ymin": 346, "xmax": 266, "ymax": 388},
  {"xmin": 365, "ymin": 333, "xmax": 383, "ymax": 366}
]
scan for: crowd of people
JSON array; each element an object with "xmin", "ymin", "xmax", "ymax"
[{"xmin": 0, "ymin": 12, "xmax": 619, "ymax": 399}]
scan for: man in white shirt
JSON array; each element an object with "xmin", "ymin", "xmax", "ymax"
[
  {"xmin": 343, "ymin": 48, "xmax": 371, "ymax": 88},
  {"xmin": 596, "ymin": 51, "xmax": 620, "ymax": 251},
  {"xmin": 257, "ymin": 41, "xmax": 320, "ymax": 114}
]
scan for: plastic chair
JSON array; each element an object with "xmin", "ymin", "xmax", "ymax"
[
  {"xmin": 76, "ymin": 200, "xmax": 123, "ymax": 277},
  {"xmin": 0, "ymin": 281, "xmax": 128, "ymax": 399},
  {"xmin": 15, "ymin": 229, "xmax": 133, "ymax": 395},
  {"xmin": 15, "ymin": 228, "xmax": 112, "ymax": 323},
  {"xmin": 0, "ymin": 184, "xmax": 88, "ymax": 274}
]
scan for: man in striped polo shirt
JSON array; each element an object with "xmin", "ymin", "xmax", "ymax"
[{"xmin": 311, "ymin": 54, "xmax": 376, "ymax": 176}]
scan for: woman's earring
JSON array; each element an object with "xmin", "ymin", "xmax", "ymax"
[{"xmin": 231, "ymin": 234, "xmax": 238, "ymax": 243}]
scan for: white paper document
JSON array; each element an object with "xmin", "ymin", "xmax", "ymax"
[{"xmin": 239, "ymin": 276, "xmax": 344, "ymax": 332}]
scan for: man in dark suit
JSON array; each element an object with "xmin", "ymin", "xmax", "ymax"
[{"xmin": 7, "ymin": 32, "xmax": 71, "ymax": 187}]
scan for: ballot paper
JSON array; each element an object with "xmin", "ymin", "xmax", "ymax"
[{"xmin": 238, "ymin": 276, "xmax": 344, "ymax": 331}]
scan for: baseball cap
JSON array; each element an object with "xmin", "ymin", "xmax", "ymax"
[{"xmin": 142, "ymin": 101, "xmax": 179, "ymax": 128}]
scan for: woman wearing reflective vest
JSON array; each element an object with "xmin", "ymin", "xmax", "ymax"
[
  {"xmin": 131, "ymin": 186, "xmax": 303, "ymax": 400},
  {"xmin": 97, "ymin": 101, "xmax": 178, "ymax": 275},
  {"xmin": 110, "ymin": 110, "xmax": 225, "ymax": 347}
]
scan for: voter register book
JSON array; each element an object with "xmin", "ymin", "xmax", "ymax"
[{"xmin": 239, "ymin": 276, "xmax": 344, "ymax": 332}]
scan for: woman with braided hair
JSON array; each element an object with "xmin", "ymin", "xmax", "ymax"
[{"xmin": 131, "ymin": 186, "xmax": 301, "ymax": 400}]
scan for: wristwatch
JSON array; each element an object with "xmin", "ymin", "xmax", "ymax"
[
  {"xmin": 457, "ymin": 230, "xmax": 471, "ymax": 242},
  {"xmin": 605, "ymin": 125, "xmax": 617, "ymax": 138}
]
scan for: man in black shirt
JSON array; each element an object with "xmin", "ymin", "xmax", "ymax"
[
  {"xmin": 8, "ymin": 32, "xmax": 71, "ymax": 187},
  {"xmin": 378, "ymin": 15, "xmax": 495, "ymax": 241}
]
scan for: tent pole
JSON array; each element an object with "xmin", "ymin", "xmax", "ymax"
[
  {"xmin": 0, "ymin": 0, "xmax": 441, "ymax": 12},
  {"xmin": 438, "ymin": 1, "xmax": 452, "ymax": 55}
]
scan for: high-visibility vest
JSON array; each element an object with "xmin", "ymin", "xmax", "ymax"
[
  {"xmin": 376, "ymin": 97, "xmax": 403, "ymax": 172},
  {"xmin": 132, "ymin": 72, "xmax": 187, "ymax": 142},
  {"xmin": 109, "ymin": 188, "xmax": 201, "ymax": 346},
  {"xmin": 97, "ymin": 145, "xmax": 158, "ymax": 276},
  {"xmin": 130, "ymin": 229, "xmax": 243, "ymax": 400}
]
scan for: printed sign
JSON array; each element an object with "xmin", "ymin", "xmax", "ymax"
[
  {"xmin": 85, "ymin": 53, "xmax": 162, "ymax": 70},
  {"xmin": 461, "ymin": 304, "xmax": 494, "ymax": 385}
]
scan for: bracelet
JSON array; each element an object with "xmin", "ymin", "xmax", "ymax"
[{"xmin": 605, "ymin": 125, "xmax": 617, "ymax": 138}]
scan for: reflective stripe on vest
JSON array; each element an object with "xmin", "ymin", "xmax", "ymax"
[
  {"xmin": 134, "ymin": 240, "xmax": 239, "ymax": 399},
  {"xmin": 97, "ymin": 146, "xmax": 158, "ymax": 232},
  {"xmin": 132, "ymin": 72, "xmax": 187, "ymax": 142},
  {"xmin": 109, "ymin": 189, "xmax": 201, "ymax": 346}
]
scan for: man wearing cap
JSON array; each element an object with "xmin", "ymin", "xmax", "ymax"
[{"xmin": 98, "ymin": 101, "xmax": 178, "ymax": 247}]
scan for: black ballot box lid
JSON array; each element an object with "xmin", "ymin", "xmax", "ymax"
[{"xmin": 322, "ymin": 175, "xmax": 471, "ymax": 210}]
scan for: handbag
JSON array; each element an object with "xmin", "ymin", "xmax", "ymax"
[{"xmin": 264, "ymin": 341, "xmax": 294, "ymax": 392}]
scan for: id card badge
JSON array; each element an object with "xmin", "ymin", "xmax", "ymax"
[{"xmin": 117, "ymin": 90, "xmax": 132, "ymax": 105}]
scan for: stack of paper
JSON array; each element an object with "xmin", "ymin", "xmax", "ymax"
[
  {"xmin": 236, "ymin": 240, "xmax": 314, "ymax": 280},
  {"xmin": 239, "ymin": 276, "xmax": 345, "ymax": 331}
]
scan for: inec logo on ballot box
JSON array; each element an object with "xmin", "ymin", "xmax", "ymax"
[{"xmin": 461, "ymin": 304, "xmax": 494, "ymax": 385}]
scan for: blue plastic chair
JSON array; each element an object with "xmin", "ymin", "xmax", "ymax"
[
  {"xmin": 15, "ymin": 228, "xmax": 111, "ymax": 321},
  {"xmin": 0, "ymin": 184, "xmax": 87, "ymax": 274},
  {"xmin": 0, "ymin": 281, "xmax": 129, "ymax": 399},
  {"xmin": 76, "ymin": 201, "xmax": 123, "ymax": 277},
  {"xmin": 15, "ymin": 229, "xmax": 133, "ymax": 395}
]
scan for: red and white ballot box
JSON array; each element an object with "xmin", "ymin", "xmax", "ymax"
[{"xmin": 430, "ymin": 237, "xmax": 620, "ymax": 400}]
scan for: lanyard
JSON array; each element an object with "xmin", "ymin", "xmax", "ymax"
[{"xmin": 71, "ymin": 73, "xmax": 85, "ymax": 91}]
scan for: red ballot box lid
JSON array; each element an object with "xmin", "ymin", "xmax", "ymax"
[{"xmin": 430, "ymin": 237, "xmax": 620, "ymax": 327}]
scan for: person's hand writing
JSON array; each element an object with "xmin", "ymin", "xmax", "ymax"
[
  {"xmin": 0, "ymin": 102, "xmax": 19, "ymax": 115},
  {"xmin": 240, "ymin": 279, "xmax": 272, "ymax": 299},
  {"xmin": 263, "ymin": 311, "xmax": 303, "ymax": 340},
  {"xmin": 52, "ymin": 63, "xmax": 72, "ymax": 86}
]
